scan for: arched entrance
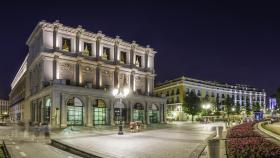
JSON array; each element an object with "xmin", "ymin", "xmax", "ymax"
[
  {"xmin": 67, "ymin": 97, "xmax": 83, "ymax": 126},
  {"xmin": 149, "ymin": 104, "xmax": 159, "ymax": 123},
  {"xmin": 93, "ymin": 99, "xmax": 106, "ymax": 125},
  {"xmin": 43, "ymin": 96, "xmax": 51, "ymax": 124},
  {"xmin": 133, "ymin": 103, "xmax": 144, "ymax": 122}
]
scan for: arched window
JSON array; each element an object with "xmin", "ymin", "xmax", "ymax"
[{"xmin": 67, "ymin": 97, "xmax": 83, "ymax": 125}]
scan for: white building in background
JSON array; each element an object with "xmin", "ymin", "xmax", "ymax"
[
  {"xmin": 10, "ymin": 20, "xmax": 166, "ymax": 128},
  {"xmin": 155, "ymin": 76, "xmax": 266, "ymax": 120}
]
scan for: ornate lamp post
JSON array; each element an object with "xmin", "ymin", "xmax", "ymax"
[{"xmin": 112, "ymin": 87, "xmax": 129, "ymax": 135}]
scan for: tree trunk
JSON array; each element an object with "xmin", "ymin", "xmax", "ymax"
[{"xmin": 191, "ymin": 115, "xmax": 194, "ymax": 122}]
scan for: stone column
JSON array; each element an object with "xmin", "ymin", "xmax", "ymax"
[
  {"xmin": 145, "ymin": 75, "xmax": 148, "ymax": 95},
  {"xmin": 145, "ymin": 51, "xmax": 149, "ymax": 69},
  {"xmin": 76, "ymin": 61, "xmax": 80, "ymax": 86},
  {"xmin": 96, "ymin": 34, "xmax": 102, "ymax": 59},
  {"xmin": 53, "ymin": 56, "xmax": 58, "ymax": 80},
  {"xmin": 130, "ymin": 101, "xmax": 134, "ymax": 122},
  {"xmin": 146, "ymin": 103, "xmax": 150, "ymax": 125},
  {"xmin": 60, "ymin": 94, "xmax": 67, "ymax": 128},
  {"xmin": 53, "ymin": 25, "xmax": 58, "ymax": 49},
  {"xmin": 96, "ymin": 65, "xmax": 100, "ymax": 88},
  {"xmin": 114, "ymin": 67, "xmax": 119, "ymax": 88},
  {"xmin": 110, "ymin": 100, "xmax": 115, "ymax": 125},
  {"xmin": 76, "ymin": 30, "xmax": 81, "ymax": 53},
  {"xmin": 114, "ymin": 37, "xmax": 119, "ymax": 64},
  {"xmin": 130, "ymin": 42, "xmax": 135, "ymax": 67},
  {"xmin": 160, "ymin": 104, "xmax": 164, "ymax": 123},
  {"xmin": 41, "ymin": 98, "xmax": 44, "ymax": 123},
  {"xmin": 130, "ymin": 71, "xmax": 135, "ymax": 91},
  {"xmin": 87, "ymin": 97, "xmax": 93, "ymax": 127}
]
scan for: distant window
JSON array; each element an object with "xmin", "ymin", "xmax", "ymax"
[
  {"xmin": 62, "ymin": 38, "xmax": 71, "ymax": 52},
  {"xmin": 102, "ymin": 47, "xmax": 110, "ymax": 60},
  {"xmin": 135, "ymin": 55, "xmax": 142, "ymax": 67},
  {"xmin": 222, "ymin": 94, "xmax": 225, "ymax": 98},
  {"xmin": 120, "ymin": 51, "xmax": 127, "ymax": 64}
]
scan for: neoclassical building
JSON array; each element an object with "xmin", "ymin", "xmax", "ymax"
[
  {"xmin": 10, "ymin": 20, "xmax": 166, "ymax": 128},
  {"xmin": 155, "ymin": 76, "xmax": 266, "ymax": 120}
]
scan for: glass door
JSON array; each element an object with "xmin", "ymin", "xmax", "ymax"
[
  {"xmin": 149, "ymin": 110, "xmax": 159, "ymax": 123},
  {"xmin": 93, "ymin": 107, "xmax": 106, "ymax": 125},
  {"xmin": 67, "ymin": 106, "xmax": 83, "ymax": 125},
  {"xmin": 133, "ymin": 110, "xmax": 144, "ymax": 122}
]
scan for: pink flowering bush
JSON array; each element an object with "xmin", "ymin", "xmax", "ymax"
[
  {"xmin": 227, "ymin": 122, "xmax": 260, "ymax": 138},
  {"xmin": 227, "ymin": 122, "xmax": 280, "ymax": 157}
]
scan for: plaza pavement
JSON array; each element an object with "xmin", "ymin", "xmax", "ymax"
[
  {"xmin": 0, "ymin": 125, "xmax": 81, "ymax": 158},
  {"xmin": 53, "ymin": 122, "xmax": 217, "ymax": 158}
]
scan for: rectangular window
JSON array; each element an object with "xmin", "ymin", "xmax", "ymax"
[
  {"xmin": 102, "ymin": 47, "xmax": 110, "ymax": 60},
  {"xmin": 83, "ymin": 42, "xmax": 92, "ymax": 56},
  {"xmin": 135, "ymin": 55, "xmax": 142, "ymax": 67},
  {"xmin": 62, "ymin": 38, "xmax": 71, "ymax": 52},
  {"xmin": 120, "ymin": 51, "xmax": 127, "ymax": 64}
]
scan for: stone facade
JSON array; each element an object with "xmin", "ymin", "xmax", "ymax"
[
  {"xmin": 10, "ymin": 20, "xmax": 166, "ymax": 128},
  {"xmin": 155, "ymin": 76, "xmax": 266, "ymax": 121}
]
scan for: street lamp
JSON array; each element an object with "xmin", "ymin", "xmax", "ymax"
[
  {"xmin": 232, "ymin": 107, "xmax": 235, "ymax": 112},
  {"xmin": 202, "ymin": 103, "xmax": 211, "ymax": 116},
  {"xmin": 112, "ymin": 87, "xmax": 129, "ymax": 135}
]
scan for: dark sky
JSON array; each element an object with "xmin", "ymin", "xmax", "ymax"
[{"xmin": 0, "ymin": 0, "xmax": 279, "ymax": 99}]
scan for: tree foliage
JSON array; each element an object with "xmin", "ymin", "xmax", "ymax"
[{"xmin": 183, "ymin": 91, "xmax": 201, "ymax": 122}]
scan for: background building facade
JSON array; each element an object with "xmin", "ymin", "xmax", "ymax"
[
  {"xmin": 155, "ymin": 76, "xmax": 266, "ymax": 120},
  {"xmin": 10, "ymin": 20, "xmax": 166, "ymax": 128},
  {"xmin": 0, "ymin": 99, "xmax": 9, "ymax": 115}
]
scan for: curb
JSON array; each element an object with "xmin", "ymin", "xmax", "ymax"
[
  {"xmin": 257, "ymin": 122, "xmax": 280, "ymax": 141},
  {"xmin": 51, "ymin": 139, "xmax": 101, "ymax": 158}
]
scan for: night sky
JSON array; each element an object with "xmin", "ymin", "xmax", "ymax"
[{"xmin": 0, "ymin": 0, "xmax": 279, "ymax": 99}]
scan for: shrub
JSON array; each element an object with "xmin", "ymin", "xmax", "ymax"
[{"xmin": 226, "ymin": 122, "xmax": 280, "ymax": 157}]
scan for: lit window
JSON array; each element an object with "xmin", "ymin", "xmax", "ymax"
[
  {"xmin": 120, "ymin": 51, "xmax": 127, "ymax": 64},
  {"xmin": 102, "ymin": 47, "xmax": 110, "ymax": 60},
  {"xmin": 83, "ymin": 42, "xmax": 92, "ymax": 56},
  {"xmin": 135, "ymin": 55, "xmax": 142, "ymax": 67},
  {"xmin": 62, "ymin": 38, "xmax": 71, "ymax": 52}
]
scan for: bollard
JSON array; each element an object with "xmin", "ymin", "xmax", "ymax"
[
  {"xmin": 208, "ymin": 139, "xmax": 220, "ymax": 158},
  {"xmin": 216, "ymin": 126, "xmax": 223, "ymax": 139}
]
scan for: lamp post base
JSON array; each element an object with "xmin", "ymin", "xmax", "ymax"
[{"xmin": 118, "ymin": 125, "xmax": 123, "ymax": 135}]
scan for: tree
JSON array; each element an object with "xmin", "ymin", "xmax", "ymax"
[
  {"xmin": 246, "ymin": 99, "xmax": 251, "ymax": 115},
  {"xmin": 183, "ymin": 91, "xmax": 201, "ymax": 122},
  {"xmin": 224, "ymin": 95, "xmax": 234, "ymax": 119},
  {"xmin": 252, "ymin": 102, "xmax": 260, "ymax": 112},
  {"xmin": 276, "ymin": 87, "xmax": 280, "ymax": 110},
  {"xmin": 236, "ymin": 102, "xmax": 241, "ymax": 114}
]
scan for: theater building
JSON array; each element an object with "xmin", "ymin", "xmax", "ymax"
[
  {"xmin": 155, "ymin": 76, "xmax": 266, "ymax": 121},
  {"xmin": 10, "ymin": 20, "xmax": 166, "ymax": 128}
]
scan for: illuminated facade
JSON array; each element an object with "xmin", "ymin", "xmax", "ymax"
[
  {"xmin": 0, "ymin": 99, "xmax": 9, "ymax": 115},
  {"xmin": 10, "ymin": 20, "xmax": 166, "ymax": 128},
  {"xmin": 155, "ymin": 76, "xmax": 266, "ymax": 120}
]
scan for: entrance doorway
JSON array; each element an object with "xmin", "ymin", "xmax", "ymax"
[
  {"xmin": 149, "ymin": 104, "xmax": 159, "ymax": 123},
  {"xmin": 67, "ymin": 97, "xmax": 83, "ymax": 126},
  {"xmin": 93, "ymin": 99, "xmax": 106, "ymax": 125},
  {"xmin": 133, "ymin": 103, "xmax": 144, "ymax": 122}
]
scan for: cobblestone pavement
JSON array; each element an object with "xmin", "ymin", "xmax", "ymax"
[{"xmin": 55, "ymin": 122, "xmax": 216, "ymax": 158}]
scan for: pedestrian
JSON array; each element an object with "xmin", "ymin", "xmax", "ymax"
[{"xmin": 130, "ymin": 121, "xmax": 135, "ymax": 133}]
